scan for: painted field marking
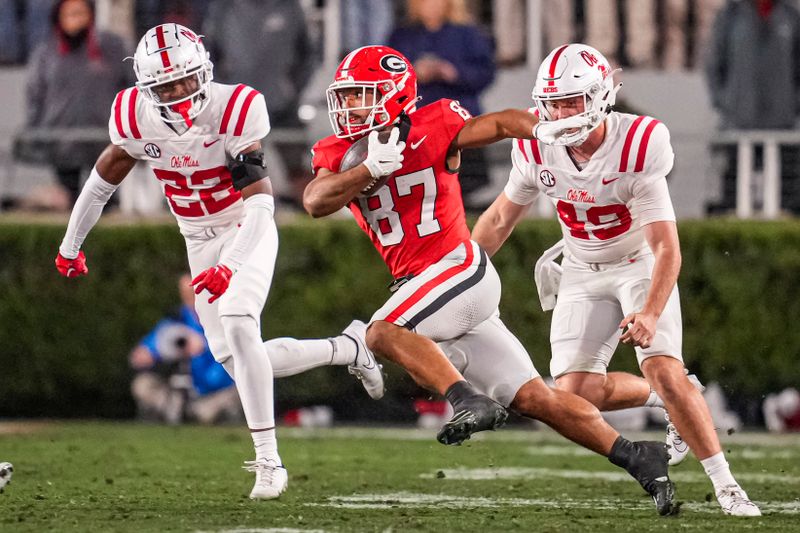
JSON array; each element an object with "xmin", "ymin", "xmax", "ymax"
[
  {"xmin": 306, "ymin": 491, "xmax": 800, "ymax": 515},
  {"xmin": 419, "ymin": 466, "xmax": 800, "ymax": 485},
  {"xmin": 196, "ymin": 529, "xmax": 327, "ymax": 533}
]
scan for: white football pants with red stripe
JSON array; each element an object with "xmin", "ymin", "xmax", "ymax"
[{"xmin": 372, "ymin": 240, "xmax": 539, "ymax": 406}]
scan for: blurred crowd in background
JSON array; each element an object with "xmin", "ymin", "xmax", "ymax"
[{"xmin": 1, "ymin": 0, "xmax": 798, "ymax": 215}]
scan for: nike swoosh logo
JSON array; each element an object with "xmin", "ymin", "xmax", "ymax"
[
  {"xmin": 203, "ymin": 139, "xmax": 221, "ymax": 148},
  {"xmin": 602, "ymin": 177, "xmax": 620, "ymax": 185},
  {"xmin": 410, "ymin": 135, "xmax": 428, "ymax": 150}
]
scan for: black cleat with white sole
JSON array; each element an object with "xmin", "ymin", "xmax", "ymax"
[
  {"xmin": 437, "ymin": 381, "xmax": 508, "ymax": 445},
  {"xmin": 608, "ymin": 437, "xmax": 676, "ymax": 516}
]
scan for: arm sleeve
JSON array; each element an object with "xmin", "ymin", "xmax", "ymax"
[
  {"xmin": 225, "ymin": 92, "xmax": 271, "ymax": 158},
  {"xmin": 218, "ymin": 194, "xmax": 275, "ymax": 271},
  {"xmin": 502, "ymin": 141, "xmax": 541, "ymax": 206},
  {"xmin": 58, "ymin": 167, "xmax": 120, "ymax": 258}
]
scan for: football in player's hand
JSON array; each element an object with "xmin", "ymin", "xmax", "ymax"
[{"xmin": 340, "ymin": 130, "xmax": 393, "ymax": 197}]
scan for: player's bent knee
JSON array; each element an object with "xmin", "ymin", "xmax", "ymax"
[
  {"xmin": 554, "ymin": 373, "xmax": 606, "ymax": 407},
  {"xmin": 365, "ymin": 320, "xmax": 399, "ymax": 354},
  {"xmin": 642, "ymin": 356, "xmax": 685, "ymax": 397},
  {"xmin": 219, "ymin": 314, "xmax": 261, "ymax": 348},
  {"xmin": 510, "ymin": 378, "xmax": 554, "ymax": 418}
]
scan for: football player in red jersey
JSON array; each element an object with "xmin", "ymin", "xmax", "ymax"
[{"xmin": 304, "ymin": 46, "xmax": 676, "ymax": 514}]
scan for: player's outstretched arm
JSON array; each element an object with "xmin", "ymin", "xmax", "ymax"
[
  {"xmin": 472, "ymin": 192, "xmax": 530, "ymax": 257},
  {"xmin": 619, "ymin": 221, "xmax": 682, "ymax": 348},
  {"xmin": 56, "ymin": 143, "xmax": 136, "ymax": 277},
  {"xmin": 453, "ymin": 109, "xmax": 596, "ymax": 150},
  {"xmin": 453, "ymin": 109, "xmax": 538, "ymax": 149}
]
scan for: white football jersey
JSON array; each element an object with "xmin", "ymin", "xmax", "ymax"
[
  {"xmin": 109, "ymin": 82, "xmax": 270, "ymax": 233},
  {"xmin": 505, "ymin": 112, "xmax": 676, "ymax": 263}
]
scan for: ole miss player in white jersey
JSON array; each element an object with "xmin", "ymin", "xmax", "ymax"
[
  {"xmin": 304, "ymin": 45, "xmax": 676, "ymax": 514},
  {"xmin": 472, "ymin": 43, "xmax": 760, "ymax": 517},
  {"xmin": 53, "ymin": 24, "xmax": 385, "ymax": 501}
]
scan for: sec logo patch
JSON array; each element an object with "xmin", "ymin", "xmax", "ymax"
[
  {"xmin": 144, "ymin": 143, "xmax": 161, "ymax": 158},
  {"xmin": 540, "ymin": 170, "xmax": 556, "ymax": 187}
]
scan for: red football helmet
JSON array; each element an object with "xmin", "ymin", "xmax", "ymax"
[{"xmin": 326, "ymin": 46, "xmax": 418, "ymax": 139}]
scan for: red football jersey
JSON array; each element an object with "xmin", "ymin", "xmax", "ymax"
[{"xmin": 312, "ymin": 99, "xmax": 473, "ymax": 278}]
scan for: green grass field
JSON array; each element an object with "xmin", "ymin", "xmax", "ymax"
[{"xmin": 1, "ymin": 422, "xmax": 798, "ymax": 532}]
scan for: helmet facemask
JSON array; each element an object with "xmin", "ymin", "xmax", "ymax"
[
  {"xmin": 137, "ymin": 62, "xmax": 213, "ymax": 126},
  {"xmin": 533, "ymin": 72, "xmax": 619, "ymax": 147},
  {"xmin": 327, "ymin": 79, "xmax": 404, "ymax": 139}
]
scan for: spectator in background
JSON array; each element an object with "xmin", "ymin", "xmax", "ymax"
[
  {"xmin": 0, "ymin": 0, "xmax": 57, "ymax": 64},
  {"xmin": 341, "ymin": 0, "xmax": 394, "ymax": 53},
  {"xmin": 203, "ymin": 0, "xmax": 314, "ymax": 207},
  {"xmin": 389, "ymin": 0, "xmax": 496, "ymax": 203},
  {"xmin": 661, "ymin": 0, "xmax": 726, "ymax": 70},
  {"xmin": 130, "ymin": 274, "xmax": 242, "ymax": 425},
  {"xmin": 94, "ymin": 0, "xmax": 135, "ymax": 45},
  {"xmin": 25, "ymin": 0, "xmax": 130, "ymax": 206},
  {"xmin": 491, "ymin": 0, "xmax": 526, "ymax": 66},
  {"xmin": 705, "ymin": 0, "xmax": 800, "ymax": 215},
  {"xmin": 763, "ymin": 388, "xmax": 800, "ymax": 432},
  {"xmin": 134, "ymin": 0, "xmax": 210, "ymax": 40},
  {"xmin": 585, "ymin": 0, "xmax": 657, "ymax": 68},
  {"xmin": 542, "ymin": 0, "xmax": 575, "ymax": 60}
]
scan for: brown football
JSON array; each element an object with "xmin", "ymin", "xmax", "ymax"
[{"xmin": 340, "ymin": 130, "xmax": 394, "ymax": 197}]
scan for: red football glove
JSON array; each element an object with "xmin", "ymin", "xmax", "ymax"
[
  {"xmin": 55, "ymin": 251, "xmax": 88, "ymax": 278},
  {"xmin": 191, "ymin": 264, "xmax": 233, "ymax": 303}
]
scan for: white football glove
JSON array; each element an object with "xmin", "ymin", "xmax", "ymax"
[
  {"xmin": 362, "ymin": 128, "xmax": 406, "ymax": 178},
  {"xmin": 533, "ymin": 114, "xmax": 595, "ymax": 146},
  {"xmin": 533, "ymin": 239, "xmax": 565, "ymax": 311}
]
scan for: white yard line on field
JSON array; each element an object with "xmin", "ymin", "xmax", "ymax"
[
  {"xmin": 306, "ymin": 491, "xmax": 800, "ymax": 514},
  {"xmin": 196, "ymin": 529, "xmax": 327, "ymax": 533},
  {"xmin": 524, "ymin": 444, "xmax": 799, "ymax": 460},
  {"xmin": 419, "ymin": 466, "xmax": 800, "ymax": 485}
]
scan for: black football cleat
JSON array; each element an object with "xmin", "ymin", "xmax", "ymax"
[
  {"xmin": 609, "ymin": 438, "xmax": 676, "ymax": 516},
  {"xmin": 436, "ymin": 394, "xmax": 508, "ymax": 446}
]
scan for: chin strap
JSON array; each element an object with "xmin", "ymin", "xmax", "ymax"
[{"xmin": 171, "ymin": 100, "xmax": 194, "ymax": 127}]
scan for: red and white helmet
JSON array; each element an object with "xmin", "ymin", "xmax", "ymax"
[
  {"xmin": 532, "ymin": 44, "xmax": 621, "ymax": 146},
  {"xmin": 326, "ymin": 46, "xmax": 418, "ymax": 139},
  {"xmin": 133, "ymin": 24, "xmax": 213, "ymax": 124}
]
